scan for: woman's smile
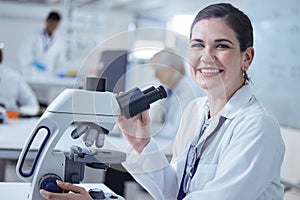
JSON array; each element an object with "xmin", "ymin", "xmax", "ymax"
[{"xmin": 196, "ymin": 67, "xmax": 224, "ymax": 77}]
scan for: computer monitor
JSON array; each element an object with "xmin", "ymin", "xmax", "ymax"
[{"xmin": 97, "ymin": 50, "xmax": 127, "ymax": 93}]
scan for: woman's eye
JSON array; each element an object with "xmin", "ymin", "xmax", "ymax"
[
  {"xmin": 190, "ymin": 43, "xmax": 204, "ymax": 48},
  {"xmin": 216, "ymin": 44, "xmax": 229, "ymax": 49}
]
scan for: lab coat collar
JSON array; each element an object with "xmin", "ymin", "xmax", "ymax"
[
  {"xmin": 41, "ymin": 28, "xmax": 56, "ymax": 39},
  {"xmin": 173, "ymin": 84, "xmax": 253, "ymax": 158},
  {"xmin": 196, "ymin": 84, "xmax": 253, "ymax": 145},
  {"xmin": 221, "ymin": 84, "xmax": 253, "ymax": 120}
]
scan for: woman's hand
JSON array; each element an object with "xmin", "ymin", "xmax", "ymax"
[
  {"xmin": 118, "ymin": 110, "xmax": 151, "ymax": 154},
  {"xmin": 40, "ymin": 180, "xmax": 93, "ymax": 200}
]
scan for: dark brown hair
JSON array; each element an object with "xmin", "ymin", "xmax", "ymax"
[
  {"xmin": 47, "ymin": 11, "xmax": 61, "ymax": 21},
  {"xmin": 190, "ymin": 3, "xmax": 253, "ymax": 81},
  {"xmin": 190, "ymin": 3, "xmax": 253, "ymax": 52}
]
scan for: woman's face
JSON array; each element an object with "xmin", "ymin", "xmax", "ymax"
[{"xmin": 189, "ymin": 18, "xmax": 253, "ymax": 98}]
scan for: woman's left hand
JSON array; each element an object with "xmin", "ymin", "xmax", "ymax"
[
  {"xmin": 40, "ymin": 180, "xmax": 93, "ymax": 200},
  {"xmin": 118, "ymin": 110, "xmax": 152, "ymax": 154}
]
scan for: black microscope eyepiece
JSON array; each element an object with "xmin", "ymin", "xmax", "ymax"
[
  {"xmin": 116, "ymin": 85, "xmax": 167, "ymax": 119},
  {"xmin": 142, "ymin": 86, "xmax": 167, "ymax": 105},
  {"xmin": 85, "ymin": 77, "xmax": 167, "ymax": 119}
]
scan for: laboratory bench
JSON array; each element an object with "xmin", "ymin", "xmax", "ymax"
[
  {"xmin": 0, "ymin": 117, "xmax": 172, "ymax": 181},
  {"xmin": 0, "ymin": 182, "xmax": 121, "ymax": 199}
]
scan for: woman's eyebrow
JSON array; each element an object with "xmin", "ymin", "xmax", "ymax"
[
  {"xmin": 190, "ymin": 38, "xmax": 234, "ymax": 45},
  {"xmin": 214, "ymin": 38, "xmax": 234, "ymax": 44},
  {"xmin": 190, "ymin": 39, "xmax": 203, "ymax": 43}
]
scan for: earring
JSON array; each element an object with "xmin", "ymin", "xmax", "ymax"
[{"xmin": 243, "ymin": 70, "xmax": 249, "ymax": 82}]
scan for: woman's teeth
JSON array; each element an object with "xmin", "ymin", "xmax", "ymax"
[{"xmin": 198, "ymin": 69, "xmax": 223, "ymax": 74}]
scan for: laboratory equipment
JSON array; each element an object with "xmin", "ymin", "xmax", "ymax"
[{"xmin": 16, "ymin": 77, "xmax": 167, "ymax": 200}]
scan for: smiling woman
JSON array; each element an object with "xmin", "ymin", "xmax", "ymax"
[
  {"xmin": 189, "ymin": 18, "xmax": 254, "ymax": 111},
  {"xmin": 120, "ymin": 3, "xmax": 284, "ymax": 200}
]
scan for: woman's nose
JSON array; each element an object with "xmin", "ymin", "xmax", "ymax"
[{"xmin": 200, "ymin": 48, "xmax": 215, "ymax": 64}]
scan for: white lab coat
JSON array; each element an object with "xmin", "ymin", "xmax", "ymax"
[
  {"xmin": 18, "ymin": 28, "xmax": 68, "ymax": 76},
  {"xmin": 123, "ymin": 84, "xmax": 285, "ymax": 200},
  {"xmin": 151, "ymin": 77, "xmax": 205, "ymax": 138},
  {"xmin": 0, "ymin": 64, "xmax": 39, "ymax": 115}
]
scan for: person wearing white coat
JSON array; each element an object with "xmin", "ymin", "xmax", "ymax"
[
  {"xmin": 39, "ymin": 3, "xmax": 285, "ymax": 200},
  {"xmin": 0, "ymin": 43, "xmax": 39, "ymax": 116},
  {"xmin": 119, "ymin": 3, "xmax": 285, "ymax": 200},
  {"xmin": 122, "ymin": 84, "xmax": 285, "ymax": 199},
  {"xmin": 148, "ymin": 48, "xmax": 205, "ymax": 138},
  {"xmin": 18, "ymin": 11, "xmax": 68, "ymax": 76}
]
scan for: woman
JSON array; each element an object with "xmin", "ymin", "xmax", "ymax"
[{"xmin": 40, "ymin": 3, "xmax": 285, "ymax": 200}]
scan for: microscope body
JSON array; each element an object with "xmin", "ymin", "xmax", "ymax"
[
  {"xmin": 16, "ymin": 77, "xmax": 167, "ymax": 200},
  {"xmin": 16, "ymin": 89, "xmax": 121, "ymax": 199}
]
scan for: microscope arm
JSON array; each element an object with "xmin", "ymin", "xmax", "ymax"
[
  {"xmin": 16, "ymin": 79, "xmax": 167, "ymax": 200},
  {"xmin": 16, "ymin": 89, "xmax": 120, "ymax": 199}
]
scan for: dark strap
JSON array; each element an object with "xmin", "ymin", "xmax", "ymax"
[
  {"xmin": 177, "ymin": 146, "xmax": 200, "ymax": 200},
  {"xmin": 177, "ymin": 116, "xmax": 226, "ymax": 199}
]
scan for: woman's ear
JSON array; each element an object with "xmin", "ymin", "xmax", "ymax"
[{"xmin": 242, "ymin": 47, "xmax": 254, "ymax": 71}]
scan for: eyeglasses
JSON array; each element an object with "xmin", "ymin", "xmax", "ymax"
[
  {"xmin": 183, "ymin": 145, "xmax": 197, "ymax": 193},
  {"xmin": 182, "ymin": 141, "xmax": 205, "ymax": 193},
  {"xmin": 181, "ymin": 116, "xmax": 226, "ymax": 195}
]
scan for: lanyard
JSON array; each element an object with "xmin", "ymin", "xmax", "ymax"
[{"xmin": 177, "ymin": 116, "xmax": 226, "ymax": 200}]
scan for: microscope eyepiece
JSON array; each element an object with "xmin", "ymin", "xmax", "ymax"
[
  {"xmin": 84, "ymin": 77, "xmax": 167, "ymax": 118},
  {"xmin": 116, "ymin": 85, "xmax": 167, "ymax": 119},
  {"xmin": 143, "ymin": 85, "xmax": 167, "ymax": 105}
]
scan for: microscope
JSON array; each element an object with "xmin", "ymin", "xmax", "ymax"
[{"xmin": 16, "ymin": 77, "xmax": 167, "ymax": 200}]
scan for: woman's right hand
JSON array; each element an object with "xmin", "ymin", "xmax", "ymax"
[
  {"xmin": 40, "ymin": 180, "xmax": 93, "ymax": 200},
  {"xmin": 118, "ymin": 110, "xmax": 151, "ymax": 154}
]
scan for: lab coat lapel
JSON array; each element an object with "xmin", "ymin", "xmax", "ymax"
[
  {"xmin": 172, "ymin": 98, "xmax": 206, "ymax": 161},
  {"xmin": 197, "ymin": 115, "xmax": 224, "ymax": 144},
  {"xmin": 195, "ymin": 115, "xmax": 227, "ymax": 159},
  {"xmin": 172, "ymin": 98, "xmax": 206, "ymax": 186}
]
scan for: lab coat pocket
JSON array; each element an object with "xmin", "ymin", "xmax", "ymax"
[{"xmin": 189, "ymin": 164, "xmax": 217, "ymax": 191}]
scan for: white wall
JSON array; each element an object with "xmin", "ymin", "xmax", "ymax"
[
  {"xmin": 281, "ymin": 127, "xmax": 300, "ymax": 184},
  {"xmin": 244, "ymin": 0, "xmax": 300, "ymax": 129}
]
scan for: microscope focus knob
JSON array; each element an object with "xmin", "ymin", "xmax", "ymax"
[
  {"xmin": 39, "ymin": 173, "xmax": 63, "ymax": 193},
  {"xmin": 88, "ymin": 188, "xmax": 106, "ymax": 200},
  {"xmin": 70, "ymin": 173, "xmax": 81, "ymax": 183}
]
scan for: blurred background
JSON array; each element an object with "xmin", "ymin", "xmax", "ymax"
[
  {"xmin": 1, "ymin": 0, "xmax": 300, "ymax": 199},
  {"xmin": 0, "ymin": 0, "xmax": 299, "ymax": 127}
]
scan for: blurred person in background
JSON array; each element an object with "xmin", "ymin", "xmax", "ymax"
[
  {"xmin": 149, "ymin": 48, "xmax": 205, "ymax": 138},
  {"xmin": 18, "ymin": 11, "xmax": 70, "ymax": 76},
  {"xmin": 0, "ymin": 41, "xmax": 39, "ymax": 117}
]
